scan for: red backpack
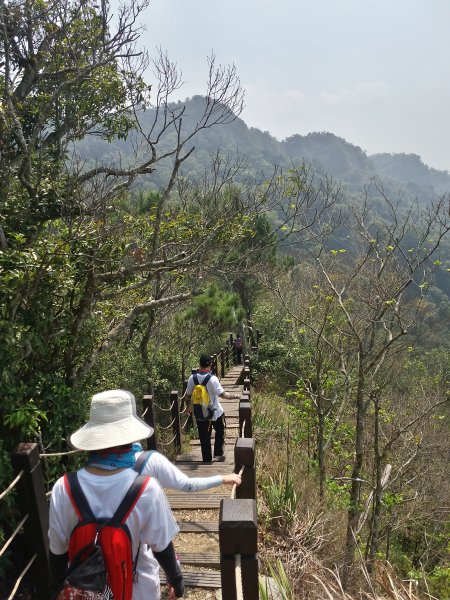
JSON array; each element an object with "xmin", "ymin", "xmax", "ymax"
[{"xmin": 57, "ymin": 471, "xmax": 150, "ymax": 600}]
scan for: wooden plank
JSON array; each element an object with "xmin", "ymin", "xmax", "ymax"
[
  {"xmin": 167, "ymin": 493, "xmax": 228, "ymax": 508},
  {"xmin": 178, "ymin": 521, "xmax": 219, "ymax": 533},
  {"xmin": 160, "ymin": 569, "xmax": 221, "ymax": 588},
  {"xmin": 177, "ymin": 552, "xmax": 220, "ymax": 567}
]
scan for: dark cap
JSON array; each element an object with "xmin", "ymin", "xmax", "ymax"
[{"xmin": 199, "ymin": 354, "xmax": 212, "ymax": 368}]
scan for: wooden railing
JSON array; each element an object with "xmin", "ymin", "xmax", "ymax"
[{"xmin": 2, "ymin": 335, "xmax": 261, "ymax": 599}]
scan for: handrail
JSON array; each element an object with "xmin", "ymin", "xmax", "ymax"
[
  {"xmin": 230, "ymin": 465, "xmax": 245, "ymax": 500},
  {"xmin": 40, "ymin": 449, "xmax": 80, "ymax": 457},
  {"xmin": 153, "ymin": 399, "xmax": 176, "ymax": 412},
  {"xmin": 6, "ymin": 554, "xmax": 37, "ymax": 600},
  {"xmin": 0, "ymin": 470, "xmax": 23, "ymax": 501},
  {"xmin": 0, "ymin": 514, "xmax": 29, "ymax": 559},
  {"xmin": 235, "ymin": 553, "xmax": 244, "ymax": 600}
]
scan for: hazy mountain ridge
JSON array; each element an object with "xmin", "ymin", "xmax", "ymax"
[{"xmin": 78, "ymin": 96, "xmax": 450, "ymax": 200}]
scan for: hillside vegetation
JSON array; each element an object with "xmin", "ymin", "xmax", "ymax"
[{"xmin": 1, "ymin": 2, "xmax": 449, "ymax": 598}]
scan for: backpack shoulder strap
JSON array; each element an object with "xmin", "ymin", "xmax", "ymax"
[
  {"xmin": 133, "ymin": 450, "xmax": 155, "ymax": 474},
  {"xmin": 64, "ymin": 472, "xmax": 95, "ymax": 522},
  {"xmin": 112, "ymin": 474, "xmax": 150, "ymax": 525},
  {"xmin": 192, "ymin": 374, "xmax": 199, "ymax": 386},
  {"xmin": 202, "ymin": 373, "xmax": 212, "ymax": 387}
]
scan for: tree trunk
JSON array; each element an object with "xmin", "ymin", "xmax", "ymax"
[
  {"xmin": 368, "ymin": 393, "xmax": 382, "ymax": 567},
  {"xmin": 342, "ymin": 359, "xmax": 366, "ymax": 589}
]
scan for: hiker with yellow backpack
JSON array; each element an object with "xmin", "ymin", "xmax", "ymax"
[{"xmin": 186, "ymin": 354, "xmax": 240, "ymax": 463}]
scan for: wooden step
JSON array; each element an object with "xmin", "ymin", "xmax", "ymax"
[
  {"xmin": 178, "ymin": 521, "xmax": 219, "ymax": 533},
  {"xmin": 177, "ymin": 552, "xmax": 220, "ymax": 568},
  {"xmin": 167, "ymin": 493, "xmax": 229, "ymax": 508},
  {"xmin": 160, "ymin": 569, "xmax": 221, "ymax": 588}
]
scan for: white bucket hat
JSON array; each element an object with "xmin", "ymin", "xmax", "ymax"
[{"xmin": 70, "ymin": 389, "xmax": 153, "ymax": 451}]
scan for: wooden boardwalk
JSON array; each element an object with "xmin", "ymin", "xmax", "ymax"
[{"xmin": 164, "ymin": 365, "xmax": 244, "ymax": 591}]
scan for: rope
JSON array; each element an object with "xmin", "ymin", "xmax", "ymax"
[
  {"xmin": 141, "ymin": 407, "xmax": 149, "ymax": 418},
  {"xmin": 158, "ymin": 417, "xmax": 176, "ymax": 430},
  {"xmin": 179, "ymin": 403, "xmax": 189, "ymax": 415},
  {"xmin": 240, "ymin": 419, "xmax": 247, "ymax": 438},
  {"xmin": 234, "ymin": 553, "xmax": 244, "ymax": 600},
  {"xmin": 0, "ymin": 515, "xmax": 29, "ymax": 559},
  {"xmin": 158, "ymin": 433, "xmax": 178, "ymax": 446},
  {"xmin": 40, "ymin": 449, "xmax": 80, "ymax": 458},
  {"xmin": 181, "ymin": 415, "xmax": 191, "ymax": 431},
  {"xmin": 153, "ymin": 400, "xmax": 176, "ymax": 412},
  {"xmin": 6, "ymin": 553, "xmax": 36, "ymax": 600},
  {"xmin": 230, "ymin": 466, "xmax": 245, "ymax": 499},
  {"xmin": 0, "ymin": 471, "xmax": 23, "ymax": 501}
]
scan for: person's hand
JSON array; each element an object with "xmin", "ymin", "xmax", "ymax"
[
  {"xmin": 167, "ymin": 585, "xmax": 177, "ymax": 600},
  {"xmin": 223, "ymin": 473, "xmax": 242, "ymax": 486}
]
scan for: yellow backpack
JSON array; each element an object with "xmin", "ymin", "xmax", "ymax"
[{"xmin": 192, "ymin": 373, "xmax": 214, "ymax": 420}]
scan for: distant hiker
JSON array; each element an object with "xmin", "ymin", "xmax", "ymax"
[
  {"xmin": 186, "ymin": 354, "xmax": 240, "ymax": 462},
  {"xmin": 49, "ymin": 389, "xmax": 184, "ymax": 600},
  {"xmin": 234, "ymin": 333, "xmax": 243, "ymax": 364}
]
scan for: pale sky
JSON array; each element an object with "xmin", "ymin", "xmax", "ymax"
[{"xmin": 136, "ymin": 0, "xmax": 450, "ymax": 172}]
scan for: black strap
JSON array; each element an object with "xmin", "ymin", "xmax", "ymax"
[
  {"xmin": 193, "ymin": 373, "xmax": 212, "ymax": 387},
  {"xmin": 202, "ymin": 373, "xmax": 212, "ymax": 387},
  {"xmin": 133, "ymin": 451, "xmax": 154, "ymax": 474},
  {"xmin": 66, "ymin": 472, "xmax": 95, "ymax": 521},
  {"xmin": 67, "ymin": 472, "xmax": 149, "ymax": 525},
  {"xmin": 112, "ymin": 474, "xmax": 149, "ymax": 524}
]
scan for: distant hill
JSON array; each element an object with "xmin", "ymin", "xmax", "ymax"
[
  {"xmin": 77, "ymin": 96, "xmax": 450, "ymax": 201},
  {"xmin": 76, "ymin": 96, "xmax": 449, "ymax": 333}
]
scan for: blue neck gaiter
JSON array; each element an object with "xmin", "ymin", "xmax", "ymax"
[{"xmin": 87, "ymin": 442, "xmax": 143, "ymax": 470}]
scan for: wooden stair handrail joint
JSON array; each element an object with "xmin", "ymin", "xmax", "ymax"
[
  {"xmin": 239, "ymin": 401, "xmax": 252, "ymax": 438},
  {"xmin": 234, "ymin": 438, "xmax": 256, "ymax": 501},
  {"xmin": 10, "ymin": 443, "xmax": 51, "ymax": 600},
  {"xmin": 143, "ymin": 395, "xmax": 158, "ymax": 450},
  {"xmin": 219, "ymin": 499, "xmax": 259, "ymax": 600}
]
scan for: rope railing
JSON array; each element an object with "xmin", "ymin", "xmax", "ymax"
[
  {"xmin": 240, "ymin": 419, "xmax": 247, "ymax": 438},
  {"xmin": 0, "ymin": 470, "xmax": 23, "ymax": 501},
  {"xmin": 153, "ymin": 400, "xmax": 176, "ymax": 412},
  {"xmin": 158, "ymin": 432, "xmax": 178, "ymax": 447},
  {"xmin": 6, "ymin": 554, "xmax": 37, "ymax": 600},
  {"xmin": 0, "ymin": 514, "xmax": 29, "ymax": 559},
  {"xmin": 230, "ymin": 465, "xmax": 245, "ymax": 500},
  {"xmin": 39, "ymin": 449, "xmax": 80, "ymax": 458},
  {"xmin": 181, "ymin": 414, "xmax": 191, "ymax": 431},
  {"xmin": 234, "ymin": 553, "xmax": 244, "ymax": 600},
  {"xmin": 158, "ymin": 417, "xmax": 176, "ymax": 430}
]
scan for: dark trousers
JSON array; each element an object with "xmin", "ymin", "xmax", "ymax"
[{"xmin": 196, "ymin": 415, "xmax": 225, "ymax": 462}]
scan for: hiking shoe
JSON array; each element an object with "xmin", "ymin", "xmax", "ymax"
[{"xmin": 214, "ymin": 455, "xmax": 226, "ymax": 462}]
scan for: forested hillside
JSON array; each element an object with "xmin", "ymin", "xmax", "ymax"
[
  {"xmin": 1, "ymin": 2, "xmax": 449, "ymax": 599},
  {"xmin": 78, "ymin": 95, "xmax": 450, "ymax": 199}
]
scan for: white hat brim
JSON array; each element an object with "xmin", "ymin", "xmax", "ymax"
[{"xmin": 70, "ymin": 415, "xmax": 153, "ymax": 451}]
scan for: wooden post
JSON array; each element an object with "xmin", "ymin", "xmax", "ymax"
[
  {"xmin": 170, "ymin": 390, "xmax": 182, "ymax": 454},
  {"xmin": 241, "ymin": 391, "xmax": 250, "ymax": 403},
  {"xmin": 235, "ymin": 438, "xmax": 256, "ymax": 500},
  {"xmin": 220, "ymin": 348, "xmax": 225, "ymax": 379},
  {"xmin": 239, "ymin": 401, "xmax": 252, "ymax": 438},
  {"xmin": 219, "ymin": 499, "xmax": 259, "ymax": 600},
  {"xmin": 229, "ymin": 332, "xmax": 235, "ymax": 364},
  {"xmin": 256, "ymin": 330, "xmax": 262, "ymax": 346},
  {"xmin": 10, "ymin": 443, "xmax": 51, "ymax": 600},
  {"xmin": 213, "ymin": 353, "xmax": 218, "ymax": 376},
  {"xmin": 244, "ymin": 376, "xmax": 251, "ymax": 393},
  {"xmin": 143, "ymin": 395, "xmax": 157, "ymax": 450},
  {"xmin": 251, "ymin": 346, "xmax": 258, "ymax": 355}
]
